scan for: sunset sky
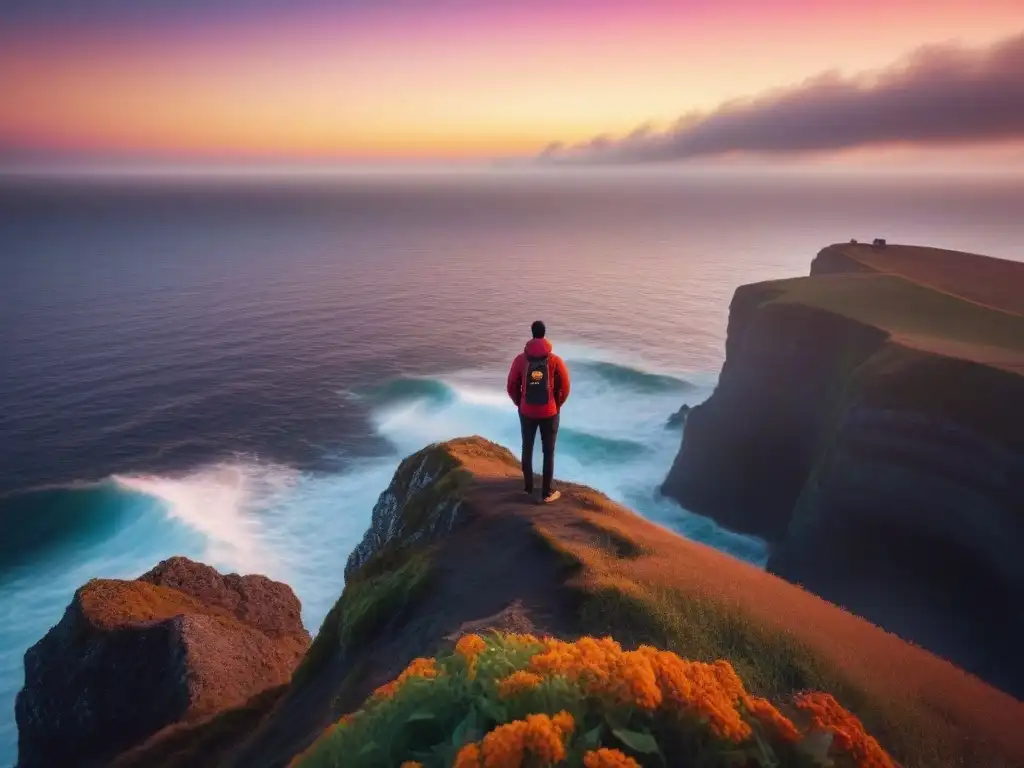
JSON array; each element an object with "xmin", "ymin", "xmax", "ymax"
[{"xmin": 1, "ymin": 0, "xmax": 1022, "ymax": 167}]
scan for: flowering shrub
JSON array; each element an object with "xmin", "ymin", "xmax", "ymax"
[{"xmin": 290, "ymin": 633, "xmax": 895, "ymax": 768}]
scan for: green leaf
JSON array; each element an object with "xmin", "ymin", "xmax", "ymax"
[
  {"xmin": 357, "ymin": 741, "xmax": 379, "ymax": 757},
  {"xmin": 602, "ymin": 709, "xmax": 629, "ymax": 731},
  {"xmin": 452, "ymin": 708, "xmax": 481, "ymax": 747},
  {"xmin": 582, "ymin": 725, "xmax": 603, "ymax": 750},
  {"xmin": 751, "ymin": 727, "xmax": 779, "ymax": 768},
  {"xmin": 406, "ymin": 711, "xmax": 436, "ymax": 724},
  {"xmin": 611, "ymin": 727, "xmax": 661, "ymax": 755},
  {"xmin": 476, "ymin": 696, "xmax": 507, "ymax": 725}
]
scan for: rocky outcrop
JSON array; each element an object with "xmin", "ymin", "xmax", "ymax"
[
  {"xmin": 665, "ymin": 404, "xmax": 691, "ymax": 429},
  {"xmin": 345, "ymin": 438, "xmax": 518, "ymax": 578},
  {"xmin": 662, "ymin": 243, "xmax": 1024, "ymax": 697},
  {"xmin": 15, "ymin": 557, "xmax": 310, "ymax": 768},
  {"xmin": 227, "ymin": 437, "xmax": 580, "ymax": 768}
]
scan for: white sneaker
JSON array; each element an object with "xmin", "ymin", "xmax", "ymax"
[{"xmin": 542, "ymin": 490, "xmax": 561, "ymax": 503}]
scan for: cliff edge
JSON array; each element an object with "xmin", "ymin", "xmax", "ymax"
[
  {"xmin": 661, "ymin": 242, "xmax": 1024, "ymax": 697},
  {"xmin": 222, "ymin": 437, "xmax": 1022, "ymax": 768}
]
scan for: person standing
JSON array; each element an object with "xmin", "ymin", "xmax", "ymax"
[{"xmin": 506, "ymin": 321, "xmax": 571, "ymax": 502}]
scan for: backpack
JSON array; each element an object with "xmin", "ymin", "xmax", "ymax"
[{"xmin": 523, "ymin": 355, "xmax": 552, "ymax": 406}]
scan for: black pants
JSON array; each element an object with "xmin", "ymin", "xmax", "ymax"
[{"xmin": 520, "ymin": 413, "xmax": 559, "ymax": 496}]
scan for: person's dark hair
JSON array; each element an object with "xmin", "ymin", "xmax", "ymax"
[{"xmin": 531, "ymin": 320, "xmax": 546, "ymax": 339}]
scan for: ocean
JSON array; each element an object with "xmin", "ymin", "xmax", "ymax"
[{"xmin": 1, "ymin": 168, "xmax": 1022, "ymax": 763}]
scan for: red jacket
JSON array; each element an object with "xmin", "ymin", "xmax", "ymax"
[{"xmin": 506, "ymin": 338, "xmax": 571, "ymax": 419}]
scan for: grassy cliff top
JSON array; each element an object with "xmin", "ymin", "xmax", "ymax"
[
  {"xmin": 819, "ymin": 242, "xmax": 1024, "ymax": 316},
  {"xmin": 228, "ymin": 437, "xmax": 1024, "ymax": 768},
  {"xmin": 738, "ymin": 251, "xmax": 1024, "ymax": 374}
]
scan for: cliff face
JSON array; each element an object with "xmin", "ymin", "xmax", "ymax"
[
  {"xmin": 662, "ymin": 243, "xmax": 1024, "ymax": 697},
  {"xmin": 770, "ymin": 347, "xmax": 1024, "ymax": 690},
  {"xmin": 344, "ymin": 440, "xmax": 482, "ymax": 578},
  {"xmin": 662, "ymin": 281, "xmax": 887, "ymax": 540},
  {"xmin": 15, "ymin": 557, "xmax": 310, "ymax": 768},
  {"xmin": 809, "ymin": 244, "xmax": 879, "ymax": 275}
]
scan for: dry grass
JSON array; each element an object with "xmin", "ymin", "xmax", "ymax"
[
  {"xmin": 802, "ymin": 243, "xmax": 1024, "ymax": 374},
  {"xmin": 742, "ymin": 241, "xmax": 1024, "ymax": 377},
  {"xmin": 78, "ymin": 579, "xmax": 240, "ymax": 630},
  {"xmin": 830, "ymin": 242, "xmax": 1024, "ymax": 317},
  {"xmin": 756, "ymin": 273, "xmax": 1024, "ymax": 361},
  {"xmin": 480, "ymin": 476, "xmax": 1024, "ymax": 768}
]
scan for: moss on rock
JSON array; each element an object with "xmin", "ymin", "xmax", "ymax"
[
  {"xmin": 345, "ymin": 439, "xmax": 506, "ymax": 578},
  {"xmin": 294, "ymin": 551, "xmax": 433, "ymax": 688}
]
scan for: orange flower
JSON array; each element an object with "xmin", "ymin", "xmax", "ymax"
[
  {"xmin": 637, "ymin": 648, "xmax": 751, "ymax": 742},
  {"xmin": 456, "ymin": 633, "xmax": 488, "ymax": 661},
  {"xmin": 552, "ymin": 710, "xmax": 575, "ymax": 738},
  {"xmin": 583, "ymin": 748, "xmax": 642, "ymax": 768},
  {"xmin": 741, "ymin": 695, "xmax": 801, "ymax": 743},
  {"xmin": 524, "ymin": 713, "xmax": 570, "ymax": 764},
  {"xmin": 795, "ymin": 692, "xmax": 895, "ymax": 768},
  {"xmin": 497, "ymin": 670, "xmax": 544, "ymax": 698},
  {"xmin": 528, "ymin": 636, "xmax": 662, "ymax": 710},
  {"xmin": 456, "ymin": 634, "xmax": 488, "ymax": 680},
  {"xmin": 525, "ymin": 637, "xmax": 797, "ymax": 743},
  {"xmin": 373, "ymin": 657, "xmax": 439, "ymax": 699},
  {"xmin": 405, "ymin": 657, "xmax": 439, "ymax": 677},
  {"xmin": 291, "ymin": 634, "xmax": 894, "ymax": 768},
  {"xmin": 460, "ymin": 713, "xmax": 572, "ymax": 768},
  {"xmin": 479, "ymin": 720, "xmax": 529, "ymax": 768},
  {"xmin": 454, "ymin": 742, "xmax": 482, "ymax": 768}
]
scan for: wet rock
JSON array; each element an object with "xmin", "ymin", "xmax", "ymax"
[{"xmin": 666, "ymin": 404, "xmax": 691, "ymax": 429}]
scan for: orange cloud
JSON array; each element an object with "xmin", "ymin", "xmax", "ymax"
[{"xmin": 545, "ymin": 32, "xmax": 1024, "ymax": 163}]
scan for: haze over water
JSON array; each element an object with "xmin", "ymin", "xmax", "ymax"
[{"xmin": 1, "ymin": 168, "xmax": 1022, "ymax": 762}]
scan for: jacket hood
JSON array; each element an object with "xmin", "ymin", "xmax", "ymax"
[{"xmin": 524, "ymin": 338, "xmax": 553, "ymax": 357}]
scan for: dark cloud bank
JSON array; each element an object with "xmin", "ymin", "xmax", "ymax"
[{"xmin": 541, "ymin": 31, "xmax": 1024, "ymax": 163}]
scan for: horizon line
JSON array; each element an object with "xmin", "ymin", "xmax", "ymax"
[{"xmin": 3, "ymin": 160, "xmax": 1023, "ymax": 181}]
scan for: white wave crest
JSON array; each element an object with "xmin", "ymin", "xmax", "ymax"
[
  {"xmin": 112, "ymin": 461, "xmax": 299, "ymax": 573},
  {"xmin": 447, "ymin": 383, "xmax": 509, "ymax": 407}
]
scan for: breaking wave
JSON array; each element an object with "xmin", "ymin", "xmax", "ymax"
[
  {"xmin": 573, "ymin": 360, "xmax": 696, "ymax": 393},
  {"xmin": 351, "ymin": 377, "xmax": 456, "ymax": 408}
]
